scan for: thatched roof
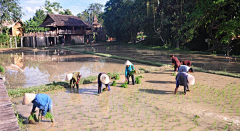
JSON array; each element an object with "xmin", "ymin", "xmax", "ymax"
[{"xmin": 39, "ymin": 14, "xmax": 89, "ymax": 27}]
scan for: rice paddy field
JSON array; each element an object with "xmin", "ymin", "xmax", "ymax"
[{"xmin": 1, "ymin": 44, "xmax": 239, "ymax": 131}]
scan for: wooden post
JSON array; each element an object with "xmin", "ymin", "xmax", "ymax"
[
  {"xmin": 54, "ymin": 37, "xmax": 57, "ymax": 45},
  {"xmin": 33, "ymin": 37, "xmax": 35, "ymax": 48},
  {"xmin": 46, "ymin": 37, "xmax": 49, "ymax": 46},
  {"xmin": 10, "ymin": 37, "xmax": 12, "ymax": 48},
  {"xmin": 21, "ymin": 37, "xmax": 23, "ymax": 48},
  {"xmin": 15, "ymin": 36, "xmax": 17, "ymax": 48}
]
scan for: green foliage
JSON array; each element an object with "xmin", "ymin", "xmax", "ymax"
[
  {"xmin": 129, "ymin": 70, "xmax": 136, "ymax": 76},
  {"xmin": 172, "ymin": 72, "xmax": 177, "ymax": 76},
  {"xmin": 0, "ymin": 0, "xmax": 23, "ymax": 31},
  {"xmin": 28, "ymin": 114, "xmax": 38, "ymax": 122},
  {"xmin": 0, "ymin": 65, "xmax": 5, "ymax": 72},
  {"xmin": 77, "ymin": 3, "xmax": 104, "ymax": 23},
  {"xmin": 121, "ymin": 82, "xmax": 128, "ymax": 88},
  {"xmin": 135, "ymin": 77, "xmax": 141, "ymax": 84},
  {"xmin": 115, "ymin": 74, "xmax": 120, "ymax": 80},
  {"xmin": 45, "ymin": 112, "xmax": 53, "ymax": 120},
  {"xmin": 59, "ymin": 9, "xmax": 73, "ymax": 15},
  {"xmin": 111, "ymin": 81, "xmax": 116, "ymax": 86}
]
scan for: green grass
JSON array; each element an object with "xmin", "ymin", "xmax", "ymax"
[{"xmin": 0, "ymin": 65, "xmax": 5, "ymax": 72}]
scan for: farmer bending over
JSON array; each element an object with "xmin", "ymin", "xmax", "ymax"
[
  {"xmin": 170, "ymin": 55, "xmax": 181, "ymax": 72},
  {"xmin": 174, "ymin": 72, "xmax": 195, "ymax": 95},
  {"xmin": 180, "ymin": 60, "xmax": 192, "ymax": 66},
  {"xmin": 178, "ymin": 65, "xmax": 194, "ymax": 73},
  {"xmin": 98, "ymin": 73, "xmax": 110, "ymax": 95},
  {"xmin": 22, "ymin": 93, "xmax": 54, "ymax": 122},
  {"xmin": 125, "ymin": 60, "xmax": 136, "ymax": 85},
  {"xmin": 70, "ymin": 71, "xmax": 82, "ymax": 88}
]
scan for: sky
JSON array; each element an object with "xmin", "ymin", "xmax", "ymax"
[{"xmin": 19, "ymin": 0, "xmax": 108, "ymax": 21}]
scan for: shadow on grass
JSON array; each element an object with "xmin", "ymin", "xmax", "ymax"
[
  {"xmin": 145, "ymin": 80, "xmax": 175, "ymax": 84},
  {"xmin": 139, "ymin": 89, "xmax": 174, "ymax": 95}
]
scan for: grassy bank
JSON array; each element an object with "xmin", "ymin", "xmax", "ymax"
[
  {"xmin": 63, "ymin": 46, "xmax": 240, "ymax": 78},
  {"xmin": 62, "ymin": 46, "xmax": 166, "ymax": 67}
]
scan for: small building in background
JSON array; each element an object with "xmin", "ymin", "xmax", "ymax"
[
  {"xmin": 23, "ymin": 14, "xmax": 93, "ymax": 47},
  {"xmin": 1, "ymin": 20, "xmax": 23, "ymax": 36}
]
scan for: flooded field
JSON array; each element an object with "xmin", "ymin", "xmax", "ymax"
[
  {"xmin": 12, "ymin": 67, "xmax": 240, "ymax": 131},
  {"xmin": 0, "ymin": 48, "xmax": 151, "ymax": 88},
  {"xmin": 2, "ymin": 45, "xmax": 239, "ymax": 130},
  {"xmin": 68, "ymin": 44, "xmax": 240, "ymax": 73}
]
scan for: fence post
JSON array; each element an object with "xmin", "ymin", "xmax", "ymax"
[
  {"xmin": 15, "ymin": 36, "xmax": 17, "ymax": 48},
  {"xmin": 10, "ymin": 36, "xmax": 12, "ymax": 48}
]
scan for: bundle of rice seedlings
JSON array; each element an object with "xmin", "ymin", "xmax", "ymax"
[
  {"xmin": 111, "ymin": 81, "xmax": 116, "ymax": 86},
  {"xmin": 135, "ymin": 77, "xmax": 141, "ymax": 84},
  {"xmin": 115, "ymin": 74, "xmax": 120, "ymax": 80},
  {"xmin": 121, "ymin": 82, "xmax": 128, "ymax": 88}
]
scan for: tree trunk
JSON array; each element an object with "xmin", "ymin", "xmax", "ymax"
[
  {"xmin": 176, "ymin": 40, "xmax": 179, "ymax": 48},
  {"xmin": 226, "ymin": 43, "xmax": 230, "ymax": 56}
]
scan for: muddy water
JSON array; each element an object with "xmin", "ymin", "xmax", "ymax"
[
  {"xmin": 0, "ymin": 49, "xmax": 152, "ymax": 88},
  {"xmin": 71, "ymin": 44, "xmax": 240, "ymax": 73},
  {"xmin": 12, "ymin": 66, "xmax": 240, "ymax": 131}
]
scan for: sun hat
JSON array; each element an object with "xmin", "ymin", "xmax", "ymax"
[
  {"xmin": 22, "ymin": 93, "xmax": 36, "ymax": 105},
  {"xmin": 125, "ymin": 60, "xmax": 132, "ymax": 65},
  {"xmin": 100, "ymin": 74, "xmax": 110, "ymax": 84},
  {"xmin": 65, "ymin": 73, "xmax": 73, "ymax": 81},
  {"xmin": 187, "ymin": 74, "xmax": 195, "ymax": 85}
]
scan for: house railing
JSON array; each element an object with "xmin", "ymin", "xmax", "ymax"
[{"xmin": 24, "ymin": 30, "xmax": 93, "ymax": 37}]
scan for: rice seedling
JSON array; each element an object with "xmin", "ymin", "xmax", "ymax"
[
  {"xmin": 121, "ymin": 82, "xmax": 128, "ymax": 88},
  {"xmin": 135, "ymin": 77, "xmax": 141, "ymax": 84},
  {"xmin": 111, "ymin": 81, "xmax": 117, "ymax": 86}
]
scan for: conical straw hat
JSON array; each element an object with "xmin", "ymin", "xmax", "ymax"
[
  {"xmin": 65, "ymin": 73, "xmax": 73, "ymax": 81},
  {"xmin": 187, "ymin": 74, "xmax": 195, "ymax": 85},
  {"xmin": 125, "ymin": 60, "xmax": 132, "ymax": 65},
  {"xmin": 22, "ymin": 93, "xmax": 36, "ymax": 105},
  {"xmin": 100, "ymin": 74, "xmax": 109, "ymax": 84}
]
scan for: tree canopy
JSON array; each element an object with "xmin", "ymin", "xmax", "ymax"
[{"xmin": 102, "ymin": 0, "xmax": 240, "ymax": 55}]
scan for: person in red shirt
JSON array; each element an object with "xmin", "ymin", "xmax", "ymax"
[
  {"xmin": 180, "ymin": 60, "xmax": 192, "ymax": 66},
  {"xmin": 170, "ymin": 54, "xmax": 181, "ymax": 72}
]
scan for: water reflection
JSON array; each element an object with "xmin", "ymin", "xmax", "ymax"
[{"xmin": 0, "ymin": 50, "xmax": 107, "ymax": 88}]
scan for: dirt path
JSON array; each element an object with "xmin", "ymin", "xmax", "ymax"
[{"xmin": 12, "ymin": 65, "xmax": 240, "ymax": 131}]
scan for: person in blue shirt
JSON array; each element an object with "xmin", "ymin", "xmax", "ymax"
[
  {"xmin": 125, "ymin": 60, "xmax": 135, "ymax": 85},
  {"xmin": 22, "ymin": 93, "xmax": 54, "ymax": 122},
  {"xmin": 174, "ymin": 72, "xmax": 195, "ymax": 95},
  {"xmin": 178, "ymin": 65, "xmax": 194, "ymax": 73},
  {"xmin": 98, "ymin": 73, "xmax": 110, "ymax": 96}
]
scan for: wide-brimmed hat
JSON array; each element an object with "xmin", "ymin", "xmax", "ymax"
[
  {"xmin": 187, "ymin": 74, "xmax": 195, "ymax": 85},
  {"xmin": 125, "ymin": 60, "xmax": 132, "ymax": 65},
  {"xmin": 100, "ymin": 74, "xmax": 109, "ymax": 84},
  {"xmin": 22, "ymin": 93, "xmax": 36, "ymax": 105}
]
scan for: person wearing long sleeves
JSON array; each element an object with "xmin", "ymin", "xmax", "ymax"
[
  {"xmin": 170, "ymin": 54, "xmax": 181, "ymax": 72},
  {"xmin": 125, "ymin": 60, "xmax": 135, "ymax": 85},
  {"xmin": 70, "ymin": 71, "xmax": 82, "ymax": 88},
  {"xmin": 178, "ymin": 65, "xmax": 194, "ymax": 73},
  {"xmin": 180, "ymin": 60, "xmax": 192, "ymax": 66},
  {"xmin": 22, "ymin": 93, "xmax": 54, "ymax": 122},
  {"xmin": 174, "ymin": 72, "xmax": 195, "ymax": 95},
  {"xmin": 98, "ymin": 73, "xmax": 110, "ymax": 95}
]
